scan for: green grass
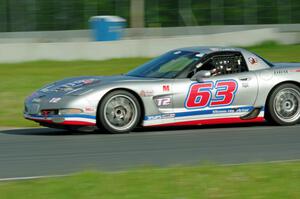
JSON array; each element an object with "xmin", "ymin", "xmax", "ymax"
[
  {"xmin": 1, "ymin": 162, "xmax": 300, "ymax": 199},
  {"xmin": 0, "ymin": 43, "xmax": 300, "ymax": 127},
  {"xmin": 246, "ymin": 42, "xmax": 300, "ymax": 62}
]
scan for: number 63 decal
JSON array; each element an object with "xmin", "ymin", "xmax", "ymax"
[{"xmin": 185, "ymin": 80, "xmax": 238, "ymax": 109}]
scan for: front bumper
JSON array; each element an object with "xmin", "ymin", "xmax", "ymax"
[
  {"xmin": 24, "ymin": 113, "xmax": 97, "ymax": 126},
  {"xmin": 24, "ymin": 93, "xmax": 98, "ymax": 126}
]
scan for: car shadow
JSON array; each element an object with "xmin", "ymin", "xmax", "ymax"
[
  {"xmin": 133, "ymin": 122, "xmax": 271, "ymax": 133},
  {"xmin": 0, "ymin": 128, "xmax": 102, "ymax": 136},
  {"xmin": 1, "ymin": 122, "xmax": 271, "ymax": 137}
]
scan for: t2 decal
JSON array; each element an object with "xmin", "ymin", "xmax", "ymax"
[
  {"xmin": 156, "ymin": 97, "xmax": 171, "ymax": 106},
  {"xmin": 185, "ymin": 80, "xmax": 238, "ymax": 109}
]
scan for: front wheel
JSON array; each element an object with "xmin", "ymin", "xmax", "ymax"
[
  {"xmin": 267, "ymin": 83, "xmax": 300, "ymax": 125},
  {"xmin": 98, "ymin": 90, "xmax": 141, "ymax": 133}
]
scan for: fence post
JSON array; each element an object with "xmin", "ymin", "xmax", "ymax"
[
  {"xmin": 130, "ymin": 0, "xmax": 145, "ymax": 28},
  {"xmin": 5, "ymin": 0, "xmax": 11, "ymax": 31},
  {"xmin": 28, "ymin": 0, "xmax": 37, "ymax": 31},
  {"xmin": 178, "ymin": 0, "xmax": 198, "ymax": 26}
]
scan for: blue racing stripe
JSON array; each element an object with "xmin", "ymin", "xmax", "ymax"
[
  {"xmin": 145, "ymin": 106, "xmax": 255, "ymax": 120},
  {"xmin": 61, "ymin": 114, "xmax": 96, "ymax": 119},
  {"xmin": 175, "ymin": 106, "xmax": 253, "ymax": 117}
]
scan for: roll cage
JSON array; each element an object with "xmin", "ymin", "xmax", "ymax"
[{"xmin": 176, "ymin": 51, "xmax": 249, "ymax": 79}]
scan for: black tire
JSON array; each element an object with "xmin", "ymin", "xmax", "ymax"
[
  {"xmin": 98, "ymin": 90, "xmax": 141, "ymax": 134},
  {"xmin": 266, "ymin": 83, "xmax": 300, "ymax": 126}
]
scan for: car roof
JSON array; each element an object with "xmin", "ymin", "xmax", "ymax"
[
  {"xmin": 175, "ymin": 46, "xmax": 271, "ymax": 71},
  {"xmin": 176, "ymin": 46, "xmax": 245, "ymax": 54}
]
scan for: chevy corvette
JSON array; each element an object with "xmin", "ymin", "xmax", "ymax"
[{"xmin": 24, "ymin": 47, "xmax": 300, "ymax": 133}]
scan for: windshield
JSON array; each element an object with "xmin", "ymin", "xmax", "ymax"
[{"xmin": 127, "ymin": 51, "xmax": 202, "ymax": 78}]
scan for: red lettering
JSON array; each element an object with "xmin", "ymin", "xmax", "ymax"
[
  {"xmin": 163, "ymin": 85, "xmax": 170, "ymax": 92},
  {"xmin": 186, "ymin": 83, "xmax": 213, "ymax": 108},
  {"xmin": 186, "ymin": 80, "xmax": 237, "ymax": 108},
  {"xmin": 210, "ymin": 81, "xmax": 237, "ymax": 106}
]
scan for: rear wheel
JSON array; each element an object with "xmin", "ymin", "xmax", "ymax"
[
  {"xmin": 267, "ymin": 84, "xmax": 300, "ymax": 125},
  {"xmin": 98, "ymin": 90, "xmax": 141, "ymax": 133}
]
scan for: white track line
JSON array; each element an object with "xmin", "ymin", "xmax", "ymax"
[
  {"xmin": 220, "ymin": 158, "xmax": 300, "ymax": 167},
  {"xmin": 0, "ymin": 174, "xmax": 68, "ymax": 182}
]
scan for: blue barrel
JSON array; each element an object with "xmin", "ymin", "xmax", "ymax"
[{"xmin": 90, "ymin": 16, "xmax": 126, "ymax": 41}]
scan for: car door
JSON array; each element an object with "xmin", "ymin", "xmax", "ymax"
[{"xmin": 172, "ymin": 52, "xmax": 259, "ymax": 124}]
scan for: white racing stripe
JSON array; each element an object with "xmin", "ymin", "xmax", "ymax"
[
  {"xmin": 144, "ymin": 112, "xmax": 265, "ymax": 126},
  {"xmin": 63, "ymin": 117, "xmax": 96, "ymax": 124}
]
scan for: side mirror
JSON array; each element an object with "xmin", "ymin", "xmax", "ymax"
[{"xmin": 192, "ymin": 70, "xmax": 211, "ymax": 82}]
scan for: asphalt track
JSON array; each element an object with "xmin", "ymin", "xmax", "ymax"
[{"xmin": 0, "ymin": 124, "xmax": 300, "ymax": 179}]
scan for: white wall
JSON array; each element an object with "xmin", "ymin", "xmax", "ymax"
[
  {"xmin": 1, "ymin": 24, "xmax": 300, "ymax": 43},
  {"xmin": 0, "ymin": 28, "xmax": 286, "ymax": 63}
]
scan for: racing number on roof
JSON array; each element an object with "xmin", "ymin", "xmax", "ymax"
[{"xmin": 185, "ymin": 80, "xmax": 238, "ymax": 109}]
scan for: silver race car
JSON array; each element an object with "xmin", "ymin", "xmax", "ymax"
[{"xmin": 24, "ymin": 47, "xmax": 300, "ymax": 133}]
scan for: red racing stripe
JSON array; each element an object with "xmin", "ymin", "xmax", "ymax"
[
  {"xmin": 25, "ymin": 117, "xmax": 96, "ymax": 126},
  {"xmin": 61, "ymin": 121, "xmax": 96, "ymax": 126}
]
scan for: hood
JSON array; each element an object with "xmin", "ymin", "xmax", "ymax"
[
  {"xmin": 38, "ymin": 75, "xmax": 158, "ymax": 96},
  {"xmin": 40, "ymin": 76, "xmax": 103, "ymax": 94}
]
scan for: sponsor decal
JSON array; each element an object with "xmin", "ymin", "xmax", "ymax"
[
  {"xmin": 84, "ymin": 107, "xmax": 96, "ymax": 112},
  {"xmin": 212, "ymin": 108, "xmax": 248, "ymax": 114},
  {"xmin": 145, "ymin": 106, "xmax": 256, "ymax": 121},
  {"xmin": 27, "ymin": 92, "xmax": 45, "ymax": 101},
  {"xmin": 49, "ymin": 97, "xmax": 61, "ymax": 103},
  {"xmin": 185, "ymin": 80, "xmax": 238, "ymax": 109},
  {"xmin": 155, "ymin": 97, "xmax": 171, "ymax": 106},
  {"xmin": 210, "ymin": 48, "xmax": 236, "ymax": 52},
  {"xmin": 248, "ymin": 57, "xmax": 258, "ymax": 65},
  {"xmin": 81, "ymin": 79, "xmax": 95, "ymax": 84},
  {"xmin": 147, "ymin": 113, "xmax": 175, "ymax": 120},
  {"xmin": 163, "ymin": 85, "xmax": 170, "ymax": 92},
  {"xmin": 52, "ymin": 117, "xmax": 65, "ymax": 123},
  {"xmin": 175, "ymin": 107, "xmax": 252, "ymax": 118},
  {"xmin": 274, "ymin": 70, "xmax": 288, "ymax": 75},
  {"xmin": 140, "ymin": 90, "xmax": 154, "ymax": 97},
  {"xmin": 42, "ymin": 79, "xmax": 100, "ymax": 92}
]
